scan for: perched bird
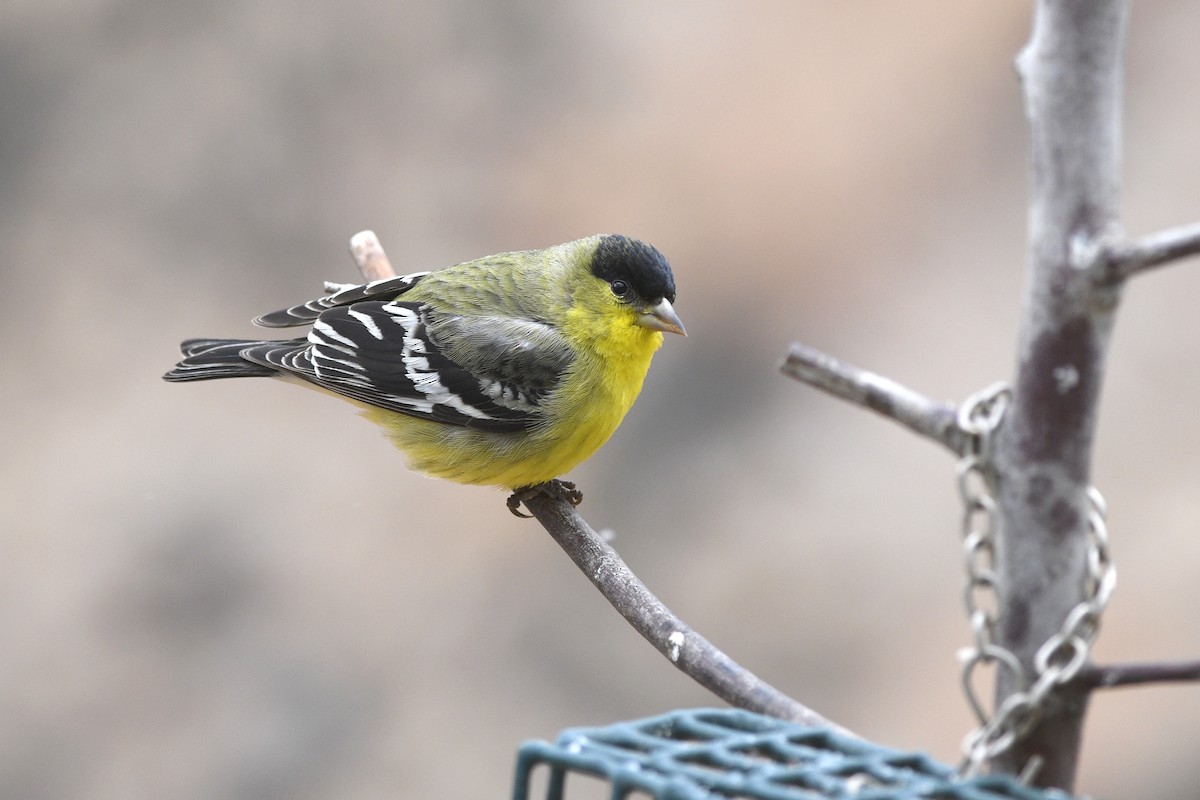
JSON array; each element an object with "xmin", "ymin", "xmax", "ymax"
[{"xmin": 163, "ymin": 234, "xmax": 685, "ymax": 510}]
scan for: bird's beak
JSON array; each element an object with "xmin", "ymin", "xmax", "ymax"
[{"xmin": 637, "ymin": 298, "xmax": 687, "ymax": 337}]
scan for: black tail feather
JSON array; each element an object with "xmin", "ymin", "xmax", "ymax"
[{"xmin": 163, "ymin": 338, "xmax": 280, "ymax": 382}]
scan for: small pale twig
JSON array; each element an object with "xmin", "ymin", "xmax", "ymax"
[
  {"xmin": 350, "ymin": 232, "xmax": 847, "ymax": 732},
  {"xmin": 1076, "ymin": 659, "xmax": 1200, "ymax": 690},
  {"xmin": 1093, "ymin": 221, "xmax": 1200, "ymax": 283},
  {"xmin": 780, "ymin": 342, "xmax": 969, "ymax": 455},
  {"xmin": 519, "ymin": 489, "xmax": 848, "ymax": 732},
  {"xmin": 350, "ymin": 229, "xmax": 398, "ymax": 281}
]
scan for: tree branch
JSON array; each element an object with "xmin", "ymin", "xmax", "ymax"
[
  {"xmin": 993, "ymin": 0, "xmax": 1130, "ymax": 788},
  {"xmin": 343, "ymin": 231, "xmax": 846, "ymax": 733},
  {"xmin": 349, "ymin": 229, "xmax": 397, "ymax": 281},
  {"xmin": 780, "ymin": 342, "xmax": 968, "ymax": 455},
  {"xmin": 1077, "ymin": 659, "xmax": 1200, "ymax": 690},
  {"xmin": 1092, "ymin": 221, "xmax": 1200, "ymax": 284},
  {"xmin": 519, "ymin": 489, "xmax": 846, "ymax": 731}
]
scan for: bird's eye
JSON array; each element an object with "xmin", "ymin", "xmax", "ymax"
[{"xmin": 610, "ymin": 280, "xmax": 630, "ymax": 298}]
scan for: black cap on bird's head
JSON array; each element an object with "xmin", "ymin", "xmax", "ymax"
[
  {"xmin": 591, "ymin": 234, "xmax": 676, "ymax": 302},
  {"xmin": 590, "ymin": 234, "xmax": 686, "ymax": 336}
]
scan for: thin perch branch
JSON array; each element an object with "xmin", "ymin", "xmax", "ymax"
[
  {"xmin": 781, "ymin": 342, "xmax": 968, "ymax": 455},
  {"xmin": 519, "ymin": 489, "xmax": 847, "ymax": 731},
  {"xmin": 1077, "ymin": 659, "xmax": 1200, "ymax": 690},
  {"xmin": 345, "ymin": 231, "xmax": 844, "ymax": 732},
  {"xmin": 1093, "ymin": 221, "xmax": 1200, "ymax": 283}
]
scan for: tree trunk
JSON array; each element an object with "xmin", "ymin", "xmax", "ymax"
[{"xmin": 992, "ymin": 0, "xmax": 1129, "ymax": 788}]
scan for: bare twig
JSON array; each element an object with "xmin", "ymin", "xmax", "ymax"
[
  {"xmin": 346, "ymin": 231, "xmax": 846, "ymax": 732},
  {"xmin": 519, "ymin": 489, "xmax": 846, "ymax": 731},
  {"xmin": 780, "ymin": 342, "xmax": 968, "ymax": 455},
  {"xmin": 1077, "ymin": 659, "xmax": 1200, "ymax": 690},
  {"xmin": 1092, "ymin": 221, "xmax": 1200, "ymax": 283},
  {"xmin": 350, "ymin": 229, "xmax": 397, "ymax": 281}
]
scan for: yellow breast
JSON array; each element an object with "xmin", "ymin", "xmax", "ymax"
[{"xmin": 362, "ymin": 316, "xmax": 662, "ymax": 489}]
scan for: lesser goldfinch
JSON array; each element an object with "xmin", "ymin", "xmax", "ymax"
[{"xmin": 164, "ymin": 234, "xmax": 685, "ymax": 506}]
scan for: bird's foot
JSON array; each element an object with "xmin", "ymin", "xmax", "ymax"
[
  {"xmin": 507, "ymin": 479, "xmax": 584, "ymax": 518},
  {"xmin": 506, "ymin": 488, "xmax": 536, "ymax": 518},
  {"xmin": 547, "ymin": 479, "xmax": 584, "ymax": 507}
]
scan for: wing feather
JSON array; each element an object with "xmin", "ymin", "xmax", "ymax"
[
  {"xmin": 253, "ymin": 272, "xmax": 432, "ymax": 328},
  {"xmin": 241, "ymin": 300, "xmax": 573, "ymax": 432}
]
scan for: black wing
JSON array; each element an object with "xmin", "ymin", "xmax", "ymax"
[
  {"xmin": 242, "ymin": 301, "xmax": 575, "ymax": 432},
  {"xmin": 253, "ymin": 272, "xmax": 431, "ymax": 328}
]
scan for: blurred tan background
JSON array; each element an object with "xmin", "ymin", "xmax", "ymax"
[{"xmin": 3, "ymin": 1, "xmax": 1199, "ymax": 797}]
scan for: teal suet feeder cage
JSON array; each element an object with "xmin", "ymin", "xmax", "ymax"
[{"xmin": 513, "ymin": 708, "xmax": 1075, "ymax": 800}]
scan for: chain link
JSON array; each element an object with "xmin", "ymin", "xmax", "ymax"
[{"xmin": 953, "ymin": 384, "xmax": 1116, "ymax": 779}]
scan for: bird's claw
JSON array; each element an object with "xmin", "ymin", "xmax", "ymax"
[
  {"xmin": 549, "ymin": 479, "xmax": 584, "ymax": 507},
  {"xmin": 507, "ymin": 488, "xmax": 536, "ymax": 518},
  {"xmin": 507, "ymin": 479, "xmax": 584, "ymax": 518}
]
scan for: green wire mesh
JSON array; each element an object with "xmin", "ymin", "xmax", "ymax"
[{"xmin": 513, "ymin": 708, "xmax": 1074, "ymax": 800}]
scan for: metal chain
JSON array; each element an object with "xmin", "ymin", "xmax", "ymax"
[{"xmin": 953, "ymin": 383, "xmax": 1117, "ymax": 779}]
